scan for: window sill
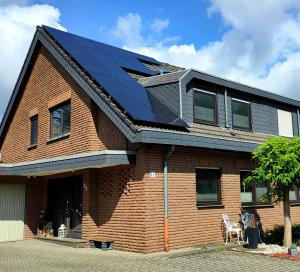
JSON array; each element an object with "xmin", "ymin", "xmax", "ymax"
[
  {"xmin": 197, "ymin": 204, "xmax": 224, "ymax": 209},
  {"xmin": 47, "ymin": 133, "xmax": 70, "ymax": 144},
  {"xmin": 28, "ymin": 144, "xmax": 37, "ymax": 150},
  {"xmin": 242, "ymin": 204, "xmax": 274, "ymax": 209},
  {"xmin": 290, "ymin": 202, "xmax": 300, "ymax": 207},
  {"xmin": 193, "ymin": 119, "xmax": 218, "ymax": 127},
  {"xmin": 232, "ymin": 126, "xmax": 252, "ymax": 132}
]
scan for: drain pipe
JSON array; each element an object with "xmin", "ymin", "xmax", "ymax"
[{"xmin": 163, "ymin": 145, "xmax": 175, "ymax": 252}]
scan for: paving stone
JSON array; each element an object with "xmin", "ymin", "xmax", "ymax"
[{"xmin": 0, "ymin": 240, "xmax": 299, "ymax": 272}]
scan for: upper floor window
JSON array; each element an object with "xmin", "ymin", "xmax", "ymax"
[
  {"xmin": 289, "ymin": 186, "xmax": 300, "ymax": 203},
  {"xmin": 193, "ymin": 89, "xmax": 217, "ymax": 125},
  {"xmin": 277, "ymin": 109, "xmax": 293, "ymax": 137},
  {"xmin": 30, "ymin": 115, "xmax": 38, "ymax": 146},
  {"xmin": 232, "ymin": 98, "xmax": 251, "ymax": 130},
  {"xmin": 196, "ymin": 168, "xmax": 221, "ymax": 205},
  {"xmin": 50, "ymin": 101, "xmax": 71, "ymax": 139},
  {"xmin": 240, "ymin": 171, "xmax": 270, "ymax": 206}
]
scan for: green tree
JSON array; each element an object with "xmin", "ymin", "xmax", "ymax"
[{"xmin": 246, "ymin": 136, "xmax": 300, "ymax": 247}]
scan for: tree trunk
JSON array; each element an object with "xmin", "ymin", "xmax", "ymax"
[{"xmin": 283, "ymin": 186, "xmax": 292, "ymax": 247}]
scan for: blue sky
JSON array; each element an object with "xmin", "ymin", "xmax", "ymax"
[
  {"xmin": 36, "ymin": 0, "xmax": 224, "ymax": 47},
  {"xmin": 1, "ymin": 0, "xmax": 300, "ymax": 121}
]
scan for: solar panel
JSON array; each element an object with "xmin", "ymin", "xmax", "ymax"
[{"xmin": 43, "ymin": 26, "xmax": 186, "ymax": 127}]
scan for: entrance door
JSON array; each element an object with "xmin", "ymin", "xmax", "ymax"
[
  {"xmin": 0, "ymin": 183, "xmax": 25, "ymax": 242},
  {"xmin": 47, "ymin": 176, "xmax": 83, "ymax": 239}
]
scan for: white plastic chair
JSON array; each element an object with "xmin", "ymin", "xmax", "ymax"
[
  {"xmin": 241, "ymin": 212, "xmax": 262, "ymax": 243},
  {"xmin": 222, "ymin": 214, "xmax": 243, "ymax": 244}
]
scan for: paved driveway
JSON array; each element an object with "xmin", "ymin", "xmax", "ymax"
[{"xmin": 0, "ymin": 240, "xmax": 299, "ymax": 272}]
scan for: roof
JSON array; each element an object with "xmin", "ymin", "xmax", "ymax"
[
  {"xmin": 0, "ymin": 150, "xmax": 135, "ymax": 176},
  {"xmin": 139, "ymin": 70, "xmax": 187, "ymax": 87},
  {"xmin": 42, "ymin": 26, "xmax": 187, "ymax": 128},
  {"xmin": 0, "ymin": 26, "xmax": 299, "ymax": 154},
  {"xmin": 140, "ymin": 68, "xmax": 300, "ymax": 108}
]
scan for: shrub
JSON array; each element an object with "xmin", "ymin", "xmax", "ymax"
[{"xmin": 265, "ymin": 224, "xmax": 300, "ymax": 245}]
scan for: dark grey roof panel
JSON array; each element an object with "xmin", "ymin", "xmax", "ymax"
[
  {"xmin": 136, "ymin": 129, "xmax": 258, "ymax": 153},
  {"xmin": 139, "ymin": 70, "xmax": 187, "ymax": 87},
  {"xmin": 0, "ymin": 151, "xmax": 135, "ymax": 176}
]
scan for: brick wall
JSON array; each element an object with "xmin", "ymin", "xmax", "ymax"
[
  {"xmin": 140, "ymin": 145, "xmax": 300, "ymax": 252},
  {"xmin": 82, "ymin": 163, "xmax": 146, "ymax": 252},
  {"xmin": 24, "ymin": 178, "xmax": 47, "ymax": 239},
  {"xmin": 0, "ymin": 46, "xmax": 128, "ymax": 164}
]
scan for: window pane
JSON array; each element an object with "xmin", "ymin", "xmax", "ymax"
[
  {"xmin": 52, "ymin": 108, "xmax": 63, "ymax": 137},
  {"xmin": 50, "ymin": 102, "xmax": 71, "ymax": 138},
  {"xmin": 30, "ymin": 116, "xmax": 38, "ymax": 145},
  {"xmin": 194, "ymin": 91, "xmax": 216, "ymax": 123},
  {"xmin": 240, "ymin": 171, "xmax": 252, "ymax": 203},
  {"xmin": 62, "ymin": 103, "xmax": 71, "ymax": 134},
  {"xmin": 232, "ymin": 100, "xmax": 251, "ymax": 129},
  {"xmin": 255, "ymin": 181, "xmax": 268, "ymax": 203},
  {"xmin": 290, "ymin": 187, "xmax": 297, "ymax": 201},
  {"xmin": 196, "ymin": 169, "xmax": 219, "ymax": 203},
  {"xmin": 277, "ymin": 109, "xmax": 293, "ymax": 138}
]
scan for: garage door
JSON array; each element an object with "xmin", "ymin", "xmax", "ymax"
[{"xmin": 0, "ymin": 183, "xmax": 25, "ymax": 242}]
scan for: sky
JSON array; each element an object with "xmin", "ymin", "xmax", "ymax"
[{"xmin": 1, "ymin": 0, "xmax": 300, "ymax": 122}]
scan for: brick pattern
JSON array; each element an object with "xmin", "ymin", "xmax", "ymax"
[
  {"xmin": 82, "ymin": 164, "xmax": 146, "ymax": 253},
  {"xmin": 140, "ymin": 146, "xmax": 300, "ymax": 252},
  {"xmin": 0, "ymin": 46, "xmax": 128, "ymax": 164},
  {"xmin": 71, "ymin": 155, "xmax": 146, "ymax": 253},
  {"xmin": 24, "ymin": 178, "xmax": 47, "ymax": 239}
]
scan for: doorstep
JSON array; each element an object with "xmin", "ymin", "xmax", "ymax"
[{"xmin": 34, "ymin": 236, "xmax": 90, "ymax": 248}]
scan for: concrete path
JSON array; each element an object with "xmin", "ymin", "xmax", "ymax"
[{"xmin": 0, "ymin": 240, "xmax": 299, "ymax": 272}]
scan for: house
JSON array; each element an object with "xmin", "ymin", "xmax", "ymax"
[{"xmin": 0, "ymin": 25, "xmax": 300, "ymax": 253}]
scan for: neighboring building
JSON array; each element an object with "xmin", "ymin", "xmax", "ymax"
[{"xmin": 0, "ymin": 26, "xmax": 300, "ymax": 253}]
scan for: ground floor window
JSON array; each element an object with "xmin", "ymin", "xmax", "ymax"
[
  {"xmin": 240, "ymin": 171, "xmax": 270, "ymax": 206},
  {"xmin": 289, "ymin": 186, "xmax": 300, "ymax": 203},
  {"xmin": 196, "ymin": 168, "xmax": 221, "ymax": 205}
]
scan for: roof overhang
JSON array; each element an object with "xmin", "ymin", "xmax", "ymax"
[
  {"xmin": 135, "ymin": 128, "xmax": 259, "ymax": 153},
  {"xmin": 0, "ymin": 150, "xmax": 135, "ymax": 176}
]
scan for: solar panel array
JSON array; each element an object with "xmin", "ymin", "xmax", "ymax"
[{"xmin": 43, "ymin": 26, "xmax": 186, "ymax": 127}]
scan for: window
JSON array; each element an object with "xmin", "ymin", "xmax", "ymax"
[
  {"xmin": 30, "ymin": 115, "xmax": 38, "ymax": 146},
  {"xmin": 240, "ymin": 171, "xmax": 270, "ymax": 206},
  {"xmin": 277, "ymin": 109, "xmax": 293, "ymax": 137},
  {"xmin": 196, "ymin": 168, "xmax": 221, "ymax": 205},
  {"xmin": 193, "ymin": 90, "xmax": 217, "ymax": 125},
  {"xmin": 232, "ymin": 99, "xmax": 251, "ymax": 130},
  {"xmin": 50, "ymin": 101, "xmax": 71, "ymax": 139},
  {"xmin": 290, "ymin": 186, "xmax": 300, "ymax": 203}
]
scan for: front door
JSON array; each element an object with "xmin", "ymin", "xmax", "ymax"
[{"xmin": 48, "ymin": 176, "xmax": 83, "ymax": 239}]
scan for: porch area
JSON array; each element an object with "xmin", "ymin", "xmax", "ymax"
[{"xmin": 0, "ymin": 150, "xmax": 136, "ymax": 247}]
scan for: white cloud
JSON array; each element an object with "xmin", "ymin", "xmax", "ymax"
[
  {"xmin": 150, "ymin": 19, "xmax": 169, "ymax": 34},
  {"xmin": 114, "ymin": 1, "xmax": 300, "ymax": 100},
  {"xmin": 0, "ymin": 0, "xmax": 29, "ymax": 6},
  {"xmin": 111, "ymin": 13, "xmax": 144, "ymax": 48},
  {"xmin": 0, "ymin": 3, "xmax": 65, "ymax": 122}
]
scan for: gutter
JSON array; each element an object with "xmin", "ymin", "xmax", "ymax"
[{"xmin": 163, "ymin": 145, "xmax": 175, "ymax": 252}]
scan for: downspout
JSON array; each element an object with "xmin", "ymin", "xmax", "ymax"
[
  {"xmin": 163, "ymin": 145, "xmax": 175, "ymax": 252},
  {"xmin": 225, "ymin": 87, "xmax": 229, "ymax": 128},
  {"xmin": 297, "ymin": 108, "xmax": 300, "ymax": 135}
]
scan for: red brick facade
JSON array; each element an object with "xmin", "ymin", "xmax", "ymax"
[{"xmin": 1, "ymin": 46, "xmax": 300, "ymax": 253}]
